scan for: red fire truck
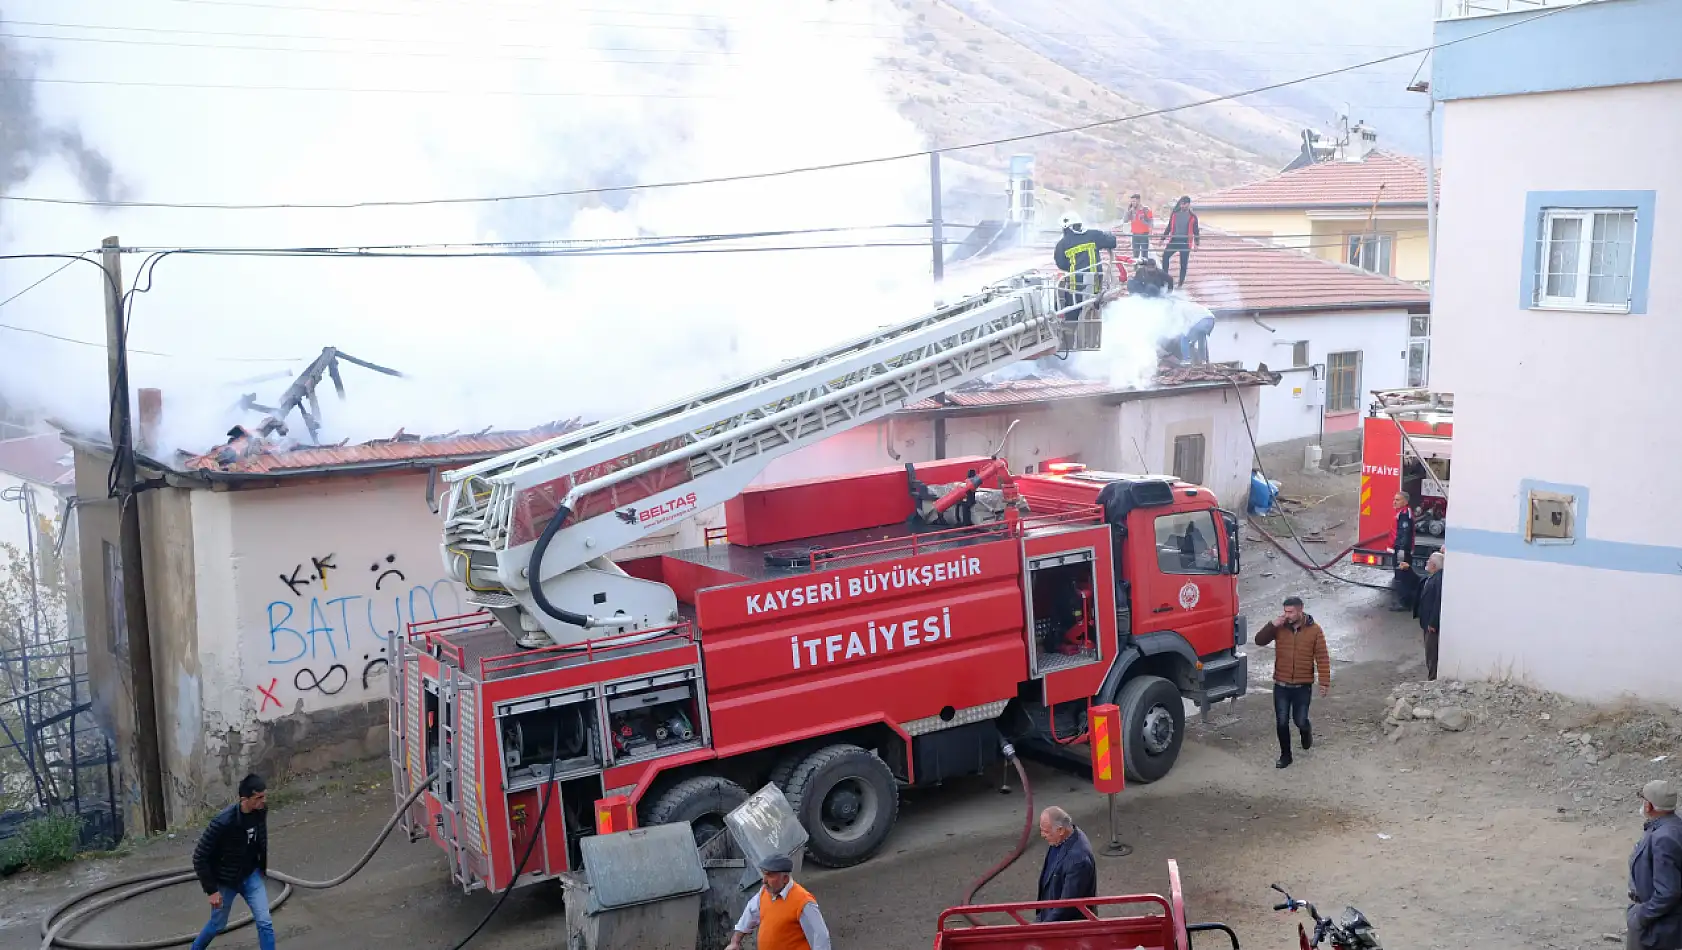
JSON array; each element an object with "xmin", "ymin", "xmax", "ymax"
[
  {"xmin": 394, "ymin": 275, "xmax": 1248, "ymax": 894},
  {"xmin": 1352, "ymin": 389, "xmax": 1453, "ymax": 572}
]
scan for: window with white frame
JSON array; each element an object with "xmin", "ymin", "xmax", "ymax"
[
  {"xmin": 1346, "ymin": 233, "xmax": 1394, "ymax": 276},
  {"xmin": 1535, "ymin": 208, "xmax": 1638, "ymax": 311},
  {"xmin": 1407, "ymin": 314, "xmax": 1430, "ymax": 387}
]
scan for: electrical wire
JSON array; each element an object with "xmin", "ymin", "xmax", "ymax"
[{"xmin": 0, "ymin": 0, "xmax": 1597, "ymax": 212}]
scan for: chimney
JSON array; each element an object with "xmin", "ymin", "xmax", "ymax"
[
  {"xmin": 138, "ymin": 388, "xmax": 162, "ymax": 455},
  {"xmin": 1345, "ymin": 121, "xmax": 1378, "ymax": 162}
]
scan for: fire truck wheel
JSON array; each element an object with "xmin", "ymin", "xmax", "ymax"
[
  {"xmin": 641, "ymin": 775, "xmax": 749, "ymax": 848},
  {"xmin": 1117, "ymin": 675, "xmax": 1184, "ymax": 784},
  {"xmin": 784, "ymin": 744, "xmax": 899, "ymax": 868}
]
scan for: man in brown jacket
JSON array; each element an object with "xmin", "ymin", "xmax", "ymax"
[{"xmin": 1254, "ymin": 596, "xmax": 1330, "ymax": 769}]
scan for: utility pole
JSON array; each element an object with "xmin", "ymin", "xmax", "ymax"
[
  {"xmin": 929, "ymin": 151, "xmax": 944, "ymax": 283},
  {"xmin": 101, "ymin": 236, "xmax": 166, "ymax": 835}
]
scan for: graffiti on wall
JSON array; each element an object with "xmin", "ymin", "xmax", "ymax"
[{"xmin": 254, "ymin": 551, "xmax": 462, "ymax": 717}]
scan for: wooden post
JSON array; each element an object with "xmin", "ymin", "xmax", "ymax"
[{"xmin": 102, "ymin": 236, "xmax": 167, "ymax": 834}]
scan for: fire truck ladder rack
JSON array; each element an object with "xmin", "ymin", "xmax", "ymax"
[
  {"xmin": 1370, "ymin": 388, "xmax": 1453, "ymax": 499},
  {"xmin": 440, "ymin": 270, "xmax": 1095, "ymax": 643}
]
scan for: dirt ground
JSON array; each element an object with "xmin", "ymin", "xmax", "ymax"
[{"xmin": 2, "ymin": 446, "xmax": 1671, "ymax": 950}]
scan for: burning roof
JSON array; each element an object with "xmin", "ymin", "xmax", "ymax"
[{"xmin": 180, "ymin": 420, "xmax": 586, "ymax": 477}]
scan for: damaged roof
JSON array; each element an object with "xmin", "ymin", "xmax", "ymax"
[
  {"xmin": 902, "ymin": 363, "xmax": 1280, "ymax": 413},
  {"xmin": 1180, "ymin": 231, "xmax": 1430, "ymax": 314},
  {"xmin": 179, "ymin": 421, "xmax": 585, "ymax": 478},
  {"xmin": 1197, "ymin": 150, "xmax": 1438, "ymax": 210}
]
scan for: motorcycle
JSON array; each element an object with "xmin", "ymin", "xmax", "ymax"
[{"xmin": 1269, "ymin": 883, "xmax": 1384, "ymax": 950}]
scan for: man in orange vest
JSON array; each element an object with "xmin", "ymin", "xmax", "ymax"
[{"xmin": 726, "ymin": 854, "xmax": 832, "ymax": 950}]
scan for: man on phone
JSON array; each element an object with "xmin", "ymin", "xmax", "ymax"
[
  {"xmin": 1254, "ymin": 597, "xmax": 1330, "ymax": 770},
  {"xmin": 190, "ymin": 774, "xmax": 273, "ymax": 950}
]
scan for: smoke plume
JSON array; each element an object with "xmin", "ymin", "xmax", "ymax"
[{"xmin": 0, "ymin": 0, "xmax": 968, "ymax": 456}]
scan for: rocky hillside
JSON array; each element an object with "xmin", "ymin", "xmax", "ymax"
[{"xmin": 883, "ymin": 0, "xmax": 1281, "ymax": 218}]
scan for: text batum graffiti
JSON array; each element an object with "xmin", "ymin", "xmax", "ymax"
[
  {"xmin": 791, "ymin": 607, "xmax": 954, "ymax": 671},
  {"xmin": 745, "ymin": 556, "xmax": 984, "ymax": 616}
]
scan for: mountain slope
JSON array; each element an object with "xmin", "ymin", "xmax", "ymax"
[
  {"xmin": 883, "ymin": 0, "xmax": 1281, "ymax": 218},
  {"xmin": 944, "ymin": 0, "xmax": 1437, "ymax": 158}
]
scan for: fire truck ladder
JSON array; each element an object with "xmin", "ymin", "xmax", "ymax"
[{"xmin": 442, "ymin": 272, "xmax": 1088, "ymax": 646}]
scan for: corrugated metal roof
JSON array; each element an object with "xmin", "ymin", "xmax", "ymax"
[
  {"xmin": 1198, "ymin": 151, "xmax": 1438, "ymax": 209},
  {"xmin": 180, "ymin": 422, "xmax": 583, "ymax": 476}
]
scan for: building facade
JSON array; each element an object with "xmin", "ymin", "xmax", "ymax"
[
  {"xmin": 1195, "ymin": 147, "xmax": 1436, "ymax": 286},
  {"xmin": 1431, "ymin": 0, "xmax": 1681, "ymax": 701},
  {"xmin": 1179, "ymin": 233, "xmax": 1431, "ymax": 446},
  {"xmin": 759, "ymin": 368, "xmax": 1277, "ymax": 510}
]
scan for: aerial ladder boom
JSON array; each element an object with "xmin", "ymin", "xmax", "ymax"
[{"xmin": 441, "ymin": 272, "xmax": 1091, "ymax": 647}]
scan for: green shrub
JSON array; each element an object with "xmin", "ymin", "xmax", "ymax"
[{"xmin": 1, "ymin": 815, "xmax": 83, "ymax": 871}]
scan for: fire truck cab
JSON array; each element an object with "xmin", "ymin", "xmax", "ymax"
[
  {"xmin": 391, "ymin": 457, "xmax": 1246, "ymax": 893},
  {"xmin": 1353, "ymin": 389, "xmax": 1453, "ymax": 572}
]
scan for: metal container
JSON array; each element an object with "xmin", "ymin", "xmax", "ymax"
[
  {"xmin": 725, "ymin": 783, "xmax": 810, "ymax": 890},
  {"xmin": 560, "ymin": 822, "xmax": 709, "ymax": 950}
]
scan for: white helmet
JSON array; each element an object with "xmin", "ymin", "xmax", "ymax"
[{"xmin": 1060, "ymin": 211, "xmax": 1083, "ymax": 231}]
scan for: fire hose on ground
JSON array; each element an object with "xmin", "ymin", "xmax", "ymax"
[
  {"xmin": 40, "ymin": 725, "xmax": 560, "ymax": 950},
  {"xmin": 37, "ymin": 772, "xmax": 440, "ymax": 950},
  {"xmin": 961, "ymin": 740, "xmax": 1034, "ymax": 916}
]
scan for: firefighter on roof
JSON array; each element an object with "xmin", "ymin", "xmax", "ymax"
[{"xmin": 727, "ymin": 854, "xmax": 832, "ymax": 950}]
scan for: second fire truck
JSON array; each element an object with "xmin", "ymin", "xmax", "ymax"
[{"xmin": 1353, "ymin": 388, "xmax": 1453, "ymax": 572}]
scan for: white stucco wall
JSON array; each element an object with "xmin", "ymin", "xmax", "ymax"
[
  {"xmin": 1432, "ymin": 81, "xmax": 1682, "ymax": 702},
  {"xmin": 757, "ymin": 386, "xmax": 1262, "ymax": 511},
  {"xmin": 1215, "ymin": 310, "xmax": 1414, "ymax": 444},
  {"xmin": 205, "ymin": 474, "xmax": 468, "ymax": 722}
]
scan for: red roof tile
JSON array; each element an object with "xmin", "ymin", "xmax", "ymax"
[
  {"xmin": 0, "ymin": 434, "xmax": 73, "ymax": 486},
  {"xmin": 1197, "ymin": 151, "xmax": 1437, "ymax": 209},
  {"xmin": 1177, "ymin": 231, "xmax": 1430, "ymax": 314},
  {"xmin": 181, "ymin": 421, "xmax": 585, "ymax": 476}
]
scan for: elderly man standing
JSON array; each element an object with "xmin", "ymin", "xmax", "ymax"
[
  {"xmin": 1629, "ymin": 780, "xmax": 1682, "ymax": 950},
  {"xmin": 727, "ymin": 854, "xmax": 831, "ymax": 950},
  {"xmin": 1034, "ymin": 806, "xmax": 1097, "ymax": 923},
  {"xmin": 1413, "ymin": 551, "xmax": 1444, "ymax": 681}
]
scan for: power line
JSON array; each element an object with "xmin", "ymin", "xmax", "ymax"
[
  {"xmin": 0, "ymin": 28, "xmax": 1443, "ymax": 82},
  {"xmin": 0, "ymin": 1, "xmax": 1587, "ymax": 213}
]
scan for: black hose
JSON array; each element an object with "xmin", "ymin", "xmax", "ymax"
[
  {"xmin": 39, "ymin": 772, "xmax": 439, "ymax": 950},
  {"xmin": 963, "ymin": 742, "xmax": 1034, "ymax": 909},
  {"xmin": 442, "ymin": 721, "xmax": 563, "ymax": 950},
  {"xmin": 527, "ymin": 501, "xmax": 594, "ymax": 628}
]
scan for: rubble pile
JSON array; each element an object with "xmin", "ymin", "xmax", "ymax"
[{"xmin": 1381, "ymin": 679, "xmax": 1682, "ymax": 818}]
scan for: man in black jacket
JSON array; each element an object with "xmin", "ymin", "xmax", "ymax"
[
  {"xmin": 190, "ymin": 774, "xmax": 274, "ymax": 950},
  {"xmin": 1035, "ymin": 805, "xmax": 1097, "ymax": 923},
  {"xmin": 1412, "ymin": 551, "xmax": 1444, "ymax": 680}
]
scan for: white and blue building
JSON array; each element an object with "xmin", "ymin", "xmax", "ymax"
[{"xmin": 1431, "ymin": 0, "xmax": 1682, "ymax": 701}]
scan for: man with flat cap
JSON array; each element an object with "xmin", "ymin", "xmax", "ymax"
[
  {"xmin": 726, "ymin": 854, "xmax": 832, "ymax": 950},
  {"xmin": 1629, "ymin": 779, "xmax": 1682, "ymax": 950}
]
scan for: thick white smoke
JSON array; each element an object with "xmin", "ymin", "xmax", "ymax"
[
  {"xmin": 1064, "ymin": 288, "xmax": 1220, "ymax": 389},
  {"xmin": 0, "ymin": 0, "xmax": 964, "ymax": 455}
]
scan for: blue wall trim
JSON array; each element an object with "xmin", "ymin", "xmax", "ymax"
[
  {"xmin": 1518, "ymin": 191, "xmax": 1657, "ymax": 314},
  {"xmin": 1434, "ymin": 0, "xmax": 1682, "ymax": 102},
  {"xmin": 1448, "ymin": 528, "xmax": 1682, "ymax": 576},
  {"xmin": 1447, "ymin": 478, "xmax": 1682, "ymax": 576}
]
